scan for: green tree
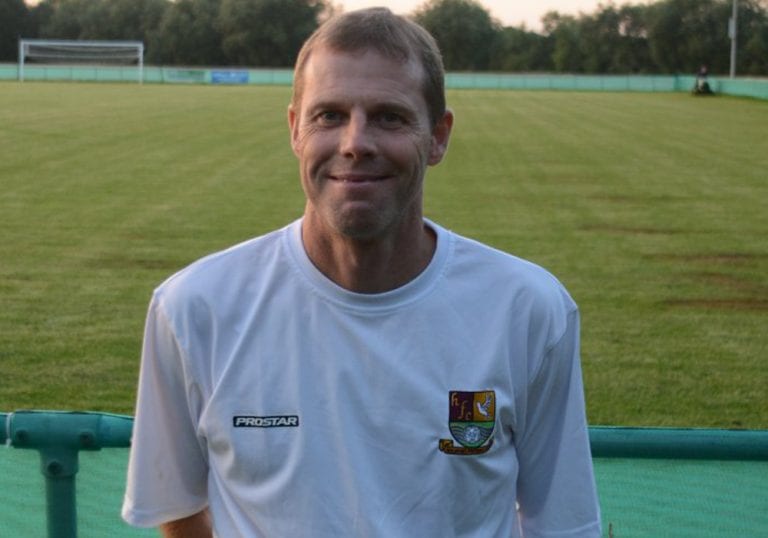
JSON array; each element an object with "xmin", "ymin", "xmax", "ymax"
[
  {"xmin": 737, "ymin": 0, "xmax": 768, "ymax": 75},
  {"xmin": 576, "ymin": 4, "xmax": 653, "ymax": 73},
  {"xmin": 579, "ymin": 7, "xmax": 624, "ymax": 73},
  {"xmin": 646, "ymin": 0, "xmax": 731, "ymax": 74},
  {"xmin": 413, "ymin": 0, "xmax": 501, "ymax": 71},
  {"xmin": 8, "ymin": 0, "xmax": 766, "ymax": 73},
  {"xmin": 37, "ymin": 0, "xmax": 97, "ymax": 39},
  {"xmin": 101, "ymin": 0, "xmax": 167, "ymax": 42},
  {"xmin": 613, "ymin": 4, "xmax": 653, "ymax": 73},
  {"xmin": 490, "ymin": 27, "xmax": 553, "ymax": 72},
  {"xmin": 36, "ymin": 0, "xmax": 167, "ymax": 43},
  {"xmin": 543, "ymin": 12, "xmax": 586, "ymax": 72},
  {"xmin": 217, "ymin": 0, "xmax": 326, "ymax": 67},
  {"xmin": 0, "ymin": 0, "xmax": 30, "ymax": 61},
  {"xmin": 149, "ymin": 0, "xmax": 224, "ymax": 65},
  {"xmin": 25, "ymin": 0, "xmax": 56, "ymax": 39}
]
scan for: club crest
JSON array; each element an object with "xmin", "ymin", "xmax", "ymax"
[{"xmin": 439, "ymin": 390, "xmax": 495, "ymax": 455}]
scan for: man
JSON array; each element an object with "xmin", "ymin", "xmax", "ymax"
[{"xmin": 122, "ymin": 7, "xmax": 601, "ymax": 537}]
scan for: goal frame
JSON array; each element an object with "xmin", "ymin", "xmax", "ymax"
[{"xmin": 18, "ymin": 38, "xmax": 145, "ymax": 83}]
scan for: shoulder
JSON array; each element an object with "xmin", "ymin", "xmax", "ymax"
[
  {"xmin": 438, "ymin": 224, "xmax": 577, "ymax": 344},
  {"xmin": 152, "ymin": 222, "xmax": 293, "ymax": 312},
  {"xmin": 448, "ymin": 227, "xmax": 574, "ymax": 304}
]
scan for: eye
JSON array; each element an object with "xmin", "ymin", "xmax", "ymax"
[
  {"xmin": 315, "ymin": 110, "xmax": 343, "ymax": 126},
  {"xmin": 376, "ymin": 111, "xmax": 406, "ymax": 128}
]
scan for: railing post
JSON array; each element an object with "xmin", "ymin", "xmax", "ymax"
[
  {"xmin": 40, "ymin": 447, "xmax": 79, "ymax": 538},
  {"xmin": 3, "ymin": 411, "xmax": 134, "ymax": 538}
]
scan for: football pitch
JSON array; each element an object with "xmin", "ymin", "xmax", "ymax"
[{"xmin": 0, "ymin": 82, "xmax": 766, "ymax": 428}]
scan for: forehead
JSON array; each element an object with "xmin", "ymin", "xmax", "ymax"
[{"xmin": 298, "ymin": 47, "xmax": 428, "ymax": 112}]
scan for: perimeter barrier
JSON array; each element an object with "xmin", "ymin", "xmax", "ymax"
[
  {"xmin": 0, "ymin": 63, "xmax": 767, "ymax": 100},
  {"xmin": 2, "ymin": 410, "xmax": 767, "ymax": 537}
]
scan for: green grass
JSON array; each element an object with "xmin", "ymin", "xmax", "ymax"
[{"xmin": 1, "ymin": 82, "xmax": 766, "ymax": 428}]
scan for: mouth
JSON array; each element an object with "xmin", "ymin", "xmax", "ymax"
[{"xmin": 329, "ymin": 173, "xmax": 389, "ymax": 183}]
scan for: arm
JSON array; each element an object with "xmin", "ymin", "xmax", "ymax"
[
  {"xmin": 122, "ymin": 298, "xmax": 210, "ymax": 528},
  {"xmin": 515, "ymin": 308, "xmax": 601, "ymax": 536},
  {"xmin": 160, "ymin": 509, "xmax": 212, "ymax": 538}
]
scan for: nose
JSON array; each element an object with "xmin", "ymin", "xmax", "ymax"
[{"xmin": 339, "ymin": 111, "xmax": 376, "ymax": 160}]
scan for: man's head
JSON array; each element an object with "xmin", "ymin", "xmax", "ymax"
[
  {"xmin": 287, "ymin": 8, "xmax": 453, "ymax": 248},
  {"xmin": 291, "ymin": 7, "xmax": 446, "ymax": 127}
]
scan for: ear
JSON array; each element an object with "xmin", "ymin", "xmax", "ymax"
[
  {"xmin": 287, "ymin": 104, "xmax": 301, "ymax": 157},
  {"xmin": 427, "ymin": 109, "xmax": 454, "ymax": 166}
]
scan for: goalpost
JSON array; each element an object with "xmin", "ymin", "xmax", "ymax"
[{"xmin": 18, "ymin": 39, "xmax": 144, "ymax": 83}]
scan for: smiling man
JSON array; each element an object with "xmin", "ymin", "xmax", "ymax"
[{"xmin": 122, "ymin": 8, "xmax": 601, "ymax": 538}]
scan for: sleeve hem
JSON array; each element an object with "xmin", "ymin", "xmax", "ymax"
[
  {"xmin": 521, "ymin": 519, "xmax": 602, "ymax": 537},
  {"xmin": 121, "ymin": 499, "xmax": 209, "ymax": 528}
]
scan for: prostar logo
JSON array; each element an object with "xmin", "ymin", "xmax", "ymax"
[{"xmin": 233, "ymin": 415, "xmax": 299, "ymax": 428}]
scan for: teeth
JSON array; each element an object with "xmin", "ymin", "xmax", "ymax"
[{"xmin": 330, "ymin": 174, "xmax": 386, "ymax": 183}]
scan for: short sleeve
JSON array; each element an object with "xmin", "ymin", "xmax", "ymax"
[
  {"xmin": 515, "ymin": 308, "xmax": 601, "ymax": 537},
  {"xmin": 122, "ymin": 296, "xmax": 209, "ymax": 528}
]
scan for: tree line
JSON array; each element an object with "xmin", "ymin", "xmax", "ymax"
[{"xmin": 2, "ymin": 0, "xmax": 767, "ymax": 75}]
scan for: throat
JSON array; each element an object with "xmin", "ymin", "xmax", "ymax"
[{"xmin": 302, "ymin": 221, "xmax": 436, "ymax": 294}]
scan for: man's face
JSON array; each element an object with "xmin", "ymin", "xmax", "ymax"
[{"xmin": 289, "ymin": 47, "xmax": 451, "ymax": 241}]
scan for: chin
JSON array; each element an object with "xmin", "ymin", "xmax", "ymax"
[
  {"xmin": 334, "ymin": 214, "xmax": 391, "ymax": 241},
  {"xmin": 337, "ymin": 223, "xmax": 384, "ymax": 241}
]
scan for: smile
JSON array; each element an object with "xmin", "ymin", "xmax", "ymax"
[{"xmin": 329, "ymin": 174, "xmax": 390, "ymax": 183}]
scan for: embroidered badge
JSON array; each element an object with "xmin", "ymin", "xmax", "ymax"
[{"xmin": 439, "ymin": 390, "xmax": 495, "ymax": 455}]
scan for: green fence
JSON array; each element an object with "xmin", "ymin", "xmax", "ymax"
[
  {"xmin": 2, "ymin": 411, "xmax": 767, "ymax": 537},
  {"xmin": 1, "ymin": 63, "xmax": 767, "ymax": 99}
]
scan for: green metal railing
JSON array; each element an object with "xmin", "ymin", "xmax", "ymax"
[
  {"xmin": 3, "ymin": 410, "xmax": 768, "ymax": 538},
  {"xmin": 589, "ymin": 426, "xmax": 768, "ymax": 461},
  {"xmin": 2, "ymin": 411, "xmax": 132, "ymax": 538}
]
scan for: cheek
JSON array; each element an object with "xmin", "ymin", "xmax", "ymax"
[
  {"xmin": 402, "ymin": 135, "xmax": 432, "ymax": 171},
  {"xmin": 304, "ymin": 125, "xmax": 340, "ymax": 151},
  {"xmin": 292, "ymin": 124, "xmax": 312, "ymax": 155},
  {"xmin": 295, "ymin": 130, "xmax": 329, "ymax": 172}
]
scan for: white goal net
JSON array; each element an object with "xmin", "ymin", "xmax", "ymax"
[{"xmin": 18, "ymin": 39, "xmax": 144, "ymax": 83}]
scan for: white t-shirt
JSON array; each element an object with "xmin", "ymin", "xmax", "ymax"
[{"xmin": 122, "ymin": 218, "xmax": 601, "ymax": 537}]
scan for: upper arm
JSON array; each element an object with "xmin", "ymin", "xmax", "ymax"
[
  {"xmin": 122, "ymin": 298, "xmax": 209, "ymax": 527},
  {"xmin": 159, "ymin": 509, "xmax": 212, "ymax": 538}
]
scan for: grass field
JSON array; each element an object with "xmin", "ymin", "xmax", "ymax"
[{"xmin": 0, "ymin": 82, "xmax": 766, "ymax": 428}]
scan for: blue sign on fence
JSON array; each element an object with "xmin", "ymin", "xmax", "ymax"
[{"xmin": 211, "ymin": 70, "xmax": 249, "ymax": 84}]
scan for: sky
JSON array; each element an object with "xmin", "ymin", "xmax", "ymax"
[{"xmin": 340, "ymin": 1, "xmax": 652, "ymax": 31}]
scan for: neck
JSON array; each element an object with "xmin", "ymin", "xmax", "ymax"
[{"xmin": 301, "ymin": 216, "xmax": 436, "ymax": 294}]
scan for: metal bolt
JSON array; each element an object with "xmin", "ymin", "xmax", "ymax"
[
  {"xmin": 47, "ymin": 460, "xmax": 63, "ymax": 476},
  {"xmin": 14, "ymin": 429, "xmax": 28, "ymax": 444},
  {"xmin": 79, "ymin": 431, "xmax": 96, "ymax": 447}
]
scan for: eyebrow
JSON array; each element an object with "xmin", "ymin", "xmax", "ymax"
[
  {"xmin": 305, "ymin": 99, "xmax": 418, "ymax": 120},
  {"xmin": 304, "ymin": 100, "xmax": 341, "ymax": 115}
]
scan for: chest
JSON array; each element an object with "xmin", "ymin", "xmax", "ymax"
[{"xmin": 190, "ymin": 298, "xmax": 526, "ymax": 534}]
